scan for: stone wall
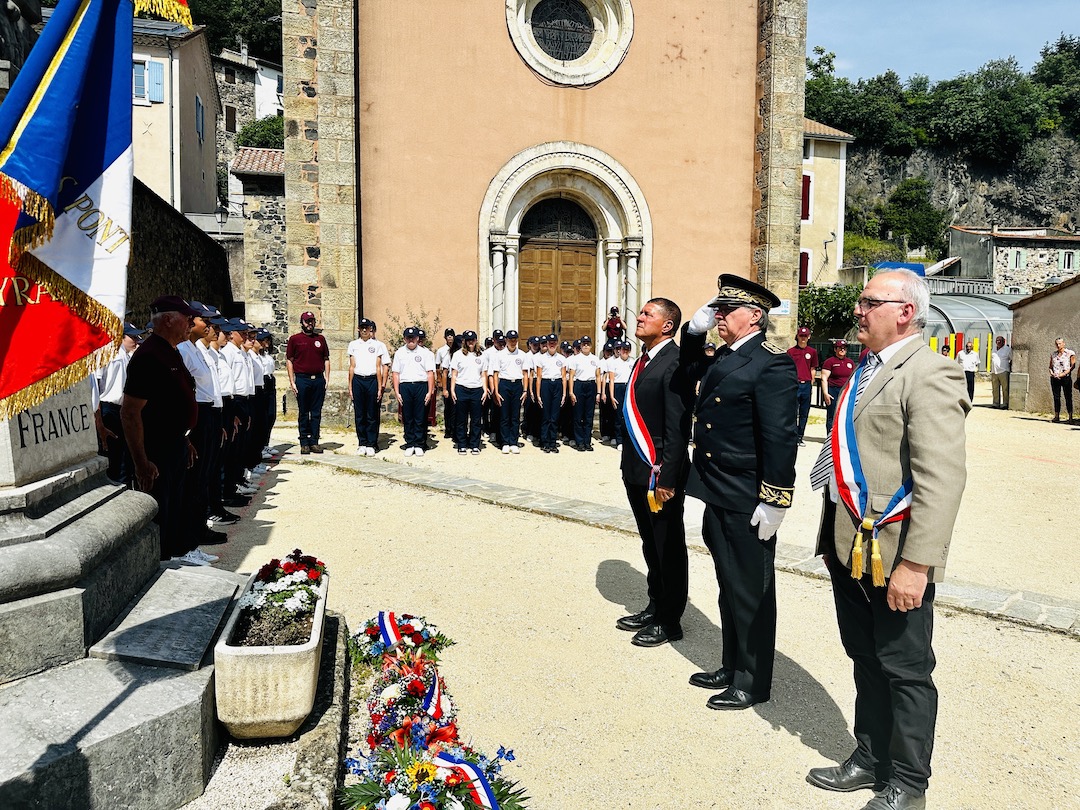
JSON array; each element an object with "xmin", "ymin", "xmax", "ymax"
[
  {"xmin": 753, "ymin": 0, "xmax": 807, "ymax": 346},
  {"xmin": 993, "ymin": 242, "xmax": 1080, "ymax": 295},
  {"xmin": 128, "ymin": 179, "xmax": 233, "ymax": 321},
  {"xmin": 214, "ymin": 59, "xmax": 258, "ymax": 192},
  {"xmin": 283, "ymin": 0, "xmax": 358, "ymax": 386},
  {"xmin": 240, "ymin": 173, "xmax": 289, "ymax": 361}
]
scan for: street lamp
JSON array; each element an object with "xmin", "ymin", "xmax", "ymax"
[{"xmin": 215, "ymin": 203, "xmax": 228, "ymax": 235}]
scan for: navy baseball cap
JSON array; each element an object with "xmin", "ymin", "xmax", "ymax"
[
  {"xmin": 546, "ymin": 333, "xmax": 558, "ymax": 343},
  {"xmin": 444, "ymin": 327, "xmax": 456, "ymax": 337},
  {"xmin": 255, "ymin": 328, "xmax": 271, "ymax": 340},
  {"xmin": 492, "ymin": 329, "xmax": 504, "ymax": 339},
  {"xmin": 123, "ymin": 323, "xmax": 143, "ymax": 338},
  {"xmin": 149, "ymin": 295, "xmax": 198, "ymax": 318},
  {"xmin": 527, "ymin": 335, "xmax": 541, "ymax": 345},
  {"xmin": 222, "ymin": 318, "xmax": 246, "ymax": 333},
  {"xmin": 580, "ymin": 335, "xmax": 592, "ymax": 344},
  {"xmin": 462, "ymin": 330, "xmax": 478, "ymax": 341},
  {"xmin": 572, "ymin": 339, "xmax": 582, "ymax": 348},
  {"xmin": 403, "ymin": 326, "xmax": 420, "ymax": 338},
  {"xmin": 209, "ymin": 316, "xmax": 229, "ymax": 326},
  {"xmin": 704, "ymin": 342, "xmax": 717, "ymax": 350},
  {"xmin": 189, "ymin": 301, "xmax": 220, "ymax": 319},
  {"xmin": 560, "ymin": 341, "xmax": 572, "ymax": 350},
  {"xmin": 359, "ymin": 318, "xmax": 375, "ymax": 329},
  {"xmin": 506, "ymin": 329, "xmax": 519, "ymax": 339}
]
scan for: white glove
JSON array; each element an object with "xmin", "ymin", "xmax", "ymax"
[
  {"xmin": 750, "ymin": 502, "xmax": 786, "ymax": 541},
  {"xmin": 687, "ymin": 303, "xmax": 718, "ymax": 335}
]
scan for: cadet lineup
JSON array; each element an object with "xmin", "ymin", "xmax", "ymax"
[{"xmin": 96, "ymin": 269, "xmax": 970, "ymax": 810}]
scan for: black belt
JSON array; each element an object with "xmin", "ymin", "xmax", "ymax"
[
  {"xmin": 354, "ymin": 373, "xmax": 377, "ymax": 379},
  {"xmin": 298, "ymin": 373, "xmax": 324, "ymax": 379}
]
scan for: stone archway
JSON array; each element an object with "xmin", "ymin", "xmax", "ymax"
[{"xmin": 477, "ymin": 141, "xmax": 651, "ymax": 338}]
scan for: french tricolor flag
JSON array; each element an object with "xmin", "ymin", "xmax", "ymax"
[
  {"xmin": 377, "ymin": 611, "xmax": 402, "ymax": 649},
  {"xmin": 432, "ymin": 751, "xmax": 499, "ymax": 809}
]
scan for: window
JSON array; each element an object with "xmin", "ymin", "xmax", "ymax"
[
  {"xmin": 195, "ymin": 95, "xmax": 205, "ymax": 144},
  {"xmin": 1064, "ymin": 251, "xmax": 1074, "ymax": 271},
  {"xmin": 799, "ymin": 251, "xmax": 811, "ymax": 287},
  {"xmin": 531, "ymin": 0, "xmax": 594, "ymax": 61},
  {"xmin": 803, "ymin": 139, "xmax": 812, "ymax": 162},
  {"xmin": 224, "ymin": 66, "xmax": 236, "ymax": 84},
  {"xmin": 276, "ymin": 73, "xmax": 283, "ymax": 95},
  {"xmin": 1012, "ymin": 249, "xmax": 1022, "ymax": 269},
  {"xmin": 801, "ymin": 174, "xmax": 812, "ymax": 223},
  {"xmin": 133, "ymin": 60, "xmax": 147, "ymax": 102},
  {"xmin": 133, "ymin": 59, "xmax": 164, "ymax": 104},
  {"xmin": 225, "ymin": 105, "xmax": 237, "ymax": 133}
]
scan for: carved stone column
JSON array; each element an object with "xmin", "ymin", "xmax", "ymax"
[
  {"xmin": 489, "ymin": 231, "xmax": 507, "ymax": 333},
  {"xmin": 504, "ymin": 237, "xmax": 520, "ymax": 332}
]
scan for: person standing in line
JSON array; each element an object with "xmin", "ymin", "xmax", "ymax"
[
  {"xmin": 618, "ymin": 299, "xmax": 691, "ymax": 649},
  {"xmin": 482, "ymin": 331, "xmax": 505, "ymax": 446},
  {"xmin": 955, "ymin": 340, "xmax": 980, "ymax": 401},
  {"xmin": 808, "ymin": 269, "xmax": 969, "ymax": 810},
  {"xmin": 598, "ymin": 340, "xmax": 617, "ymax": 443},
  {"xmin": 347, "ymin": 318, "xmax": 383, "ymax": 456},
  {"xmin": 286, "ymin": 311, "xmax": 330, "ymax": 454},
  {"xmin": 533, "ymin": 334, "xmax": 567, "ymax": 453},
  {"xmin": 256, "ymin": 329, "xmax": 278, "ymax": 460},
  {"xmin": 244, "ymin": 327, "xmax": 267, "ymax": 479},
  {"xmin": 435, "ymin": 328, "xmax": 456, "ymax": 439},
  {"xmin": 568, "ymin": 335, "xmax": 602, "ymax": 451},
  {"xmin": 559, "ymin": 340, "xmax": 576, "ymax": 443},
  {"xmin": 392, "ymin": 326, "xmax": 436, "ymax": 456},
  {"xmin": 201, "ymin": 319, "xmax": 240, "ymax": 525},
  {"xmin": 94, "ymin": 323, "xmax": 142, "ymax": 485},
  {"xmin": 607, "ymin": 339, "xmax": 634, "ymax": 451},
  {"xmin": 222, "ymin": 320, "xmax": 257, "ymax": 499},
  {"xmin": 787, "ymin": 326, "xmax": 819, "ymax": 447},
  {"xmin": 493, "ymin": 329, "xmax": 531, "ymax": 454},
  {"xmin": 821, "ymin": 339, "xmax": 856, "ymax": 435},
  {"xmin": 210, "ymin": 321, "xmax": 248, "ymax": 512},
  {"xmin": 991, "ymin": 335, "xmax": 1011, "ymax": 409},
  {"xmin": 177, "ymin": 302, "xmax": 226, "ymax": 554},
  {"xmin": 450, "ymin": 331, "xmax": 485, "ymax": 454},
  {"xmin": 681, "ymin": 274, "xmax": 798, "ymax": 711},
  {"xmin": 121, "ymin": 296, "xmax": 200, "ymax": 564},
  {"xmin": 1049, "ymin": 337, "xmax": 1075, "ymax": 423},
  {"xmin": 523, "ymin": 335, "xmax": 543, "ymax": 443}
]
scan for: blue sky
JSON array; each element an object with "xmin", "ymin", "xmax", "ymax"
[{"xmin": 807, "ymin": 0, "xmax": 1080, "ymax": 81}]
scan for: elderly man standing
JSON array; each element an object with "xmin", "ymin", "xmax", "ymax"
[
  {"xmin": 807, "ymin": 269, "xmax": 969, "ymax": 810},
  {"xmin": 680, "ymin": 275, "xmax": 797, "ymax": 711},
  {"xmin": 955, "ymin": 340, "xmax": 980, "ymax": 401},
  {"xmin": 991, "ymin": 335, "xmax": 1011, "ymax": 409}
]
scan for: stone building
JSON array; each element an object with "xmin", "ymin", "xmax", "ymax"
[
  {"xmin": 948, "ymin": 226, "xmax": 1080, "ymax": 295},
  {"xmin": 1009, "ymin": 275, "xmax": 1080, "ymax": 414},
  {"xmin": 800, "ymin": 118, "xmax": 853, "ymax": 287},
  {"xmin": 281, "ymin": 0, "xmax": 807, "ymax": 378}
]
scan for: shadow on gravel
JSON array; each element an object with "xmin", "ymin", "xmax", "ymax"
[{"xmin": 595, "ymin": 558, "xmax": 853, "ymax": 761}]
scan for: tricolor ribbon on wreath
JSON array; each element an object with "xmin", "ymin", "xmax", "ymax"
[
  {"xmin": 622, "ymin": 357, "xmax": 662, "ymax": 512},
  {"xmin": 0, "ymin": 0, "xmax": 191, "ymax": 419},
  {"xmin": 431, "ymin": 751, "xmax": 499, "ymax": 810},
  {"xmin": 377, "ymin": 610, "xmax": 403, "ymax": 648},
  {"xmin": 831, "ymin": 363, "xmax": 913, "ymax": 587},
  {"xmin": 422, "ymin": 671, "xmax": 443, "ymax": 720}
]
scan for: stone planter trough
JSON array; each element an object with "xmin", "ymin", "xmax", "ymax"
[{"xmin": 214, "ymin": 571, "xmax": 329, "ymax": 739}]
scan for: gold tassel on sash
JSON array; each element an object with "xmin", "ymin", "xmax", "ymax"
[
  {"xmin": 870, "ymin": 535, "xmax": 886, "ymax": 587},
  {"xmin": 849, "ymin": 517, "xmax": 874, "ymax": 580}
]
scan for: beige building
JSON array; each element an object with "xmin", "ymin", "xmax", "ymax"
[
  {"xmin": 131, "ymin": 18, "xmax": 221, "ymax": 215},
  {"xmin": 799, "ymin": 118, "xmax": 852, "ymax": 287},
  {"xmin": 1009, "ymin": 275, "xmax": 1080, "ymax": 413},
  {"xmin": 282, "ymin": 0, "xmax": 807, "ymax": 375}
]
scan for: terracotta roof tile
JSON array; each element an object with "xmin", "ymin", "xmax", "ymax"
[
  {"xmin": 231, "ymin": 147, "xmax": 284, "ymax": 176},
  {"xmin": 804, "ymin": 118, "xmax": 854, "ymax": 141}
]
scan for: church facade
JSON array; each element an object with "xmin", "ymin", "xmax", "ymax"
[{"xmin": 282, "ymin": 0, "xmax": 807, "ymax": 372}]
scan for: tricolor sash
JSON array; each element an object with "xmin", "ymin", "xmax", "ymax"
[
  {"xmin": 422, "ymin": 673, "xmax": 443, "ymax": 720},
  {"xmin": 622, "ymin": 356, "xmax": 662, "ymax": 512},
  {"xmin": 432, "ymin": 751, "xmax": 499, "ymax": 809},
  {"xmin": 832, "ymin": 362, "xmax": 913, "ymax": 587},
  {"xmin": 377, "ymin": 611, "xmax": 402, "ymax": 648}
]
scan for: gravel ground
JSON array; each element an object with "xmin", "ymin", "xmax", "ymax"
[{"xmin": 187, "ymin": 376, "xmax": 1080, "ymax": 808}]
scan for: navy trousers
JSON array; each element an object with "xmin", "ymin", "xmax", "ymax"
[
  {"xmin": 294, "ymin": 373, "xmax": 326, "ymax": 447},
  {"xmin": 540, "ymin": 379, "xmax": 562, "ymax": 449},
  {"xmin": 352, "ymin": 374, "xmax": 380, "ymax": 447},
  {"xmin": 399, "ymin": 381, "xmax": 428, "ymax": 449},
  {"xmin": 572, "ymin": 379, "xmax": 597, "ymax": 447},
  {"xmin": 454, "ymin": 386, "xmax": 482, "ymax": 450},
  {"xmin": 498, "ymin": 379, "xmax": 523, "ymax": 447}
]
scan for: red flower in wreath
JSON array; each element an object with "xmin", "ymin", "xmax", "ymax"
[
  {"xmin": 406, "ymin": 679, "xmax": 425, "ymax": 697},
  {"xmin": 444, "ymin": 772, "xmax": 463, "ymax": 787},
  {"xmin": 365, "ymin": 625, "xmax": 379, "ymax": 637},
  {"xmin": 418, "ymin": 802, "xmax": 436, "ymax": 810},
  {"xmin": 400, "ymin": 623, "xmax": 415, "ymax": 634},
  {"xmin": 307, "ymin": 569, "xmax": 320, "ymax": 581},
  {"xmin": 410, "ymin": 632, "xmax": 424, "ymax": 645}
]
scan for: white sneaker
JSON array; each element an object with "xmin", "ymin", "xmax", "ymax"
[
  {"xmin": 404, "ymin": 446, "xmax": 415, "ymax": 456},
  {"xmin": 235, "ymin": 484, "xmax": 258, "ymax": 495},
  {"xmin": 414, "ymin": 448, "xmax": 425, "ymax": 457},
  {"xmin": 502, "ymin": 445, "xmax": 511, "ymax": 454},
  {"xmin": 252, "ymin": 464, "xmax": 269, "ymax": 474},
  {"xmin": 243, "ymin": 470, "xmax": 253, "ymax": 483},
  {"xmin": 261, "ymin": 449, "xmax": 275, "ymax": 460},
  {"xmin": 176, "ymin": 551, "xmax": 210, "ymax": 566},
  {"xmin": 355, "ymin": 446, "xmax": 367, "ymax": 455},
  {"xmin": 366, "ymin": 447, "xmax": 376, "ymax": 457},
  {"xmin": 616, "ymin": 444, "xmax": 623, "ymax": 451},
  {"xmin": 510, "ymin": 445, "xmax": 520, "ymax": 454},
  {"xmin": 194, "ymin": 548, "xmax": 219, "ymax": 563}
]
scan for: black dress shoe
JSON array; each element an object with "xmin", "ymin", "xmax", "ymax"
[
  {"xmin": 615, "ymin": 609, "xmax": 656, "ymax": 632},
  {"xmin": 630, "ymin": 623, "xmax": 683, "ymax": 647},
  {"xmin": 688, "ymin": 668, "xmax": 734, "ymax": 690},
  {"xmin": 806, "ymin": 757, "xmax": 880, "ymax": 792},
  {"xmin": 202, "ymin": 530, "xmax": 228, "ymax": 546},
  {"xmin": 706, "ymin": 686, "xmax": 765, "ymax": 710},
  {"xmin": 860, "ymin": 785, "xmax": 925, "ymax": 810}
]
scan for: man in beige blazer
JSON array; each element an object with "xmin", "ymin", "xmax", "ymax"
[{"xmin": 807, "ymin": 270, "xmax": 969, "ymax": 810}]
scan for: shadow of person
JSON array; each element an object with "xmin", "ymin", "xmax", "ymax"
[{"xmin": 595, "ymin": 558, "xmax": 854, "ymax": 762}]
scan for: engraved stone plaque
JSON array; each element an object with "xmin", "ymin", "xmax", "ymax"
[{"xmin": 0, "ymin": 380, "xmax": 98, "ymax": 488}]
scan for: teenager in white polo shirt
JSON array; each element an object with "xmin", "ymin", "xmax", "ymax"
[{"xmin": 392, "ymin": 326, "xmax": 436, "ymax": 455}]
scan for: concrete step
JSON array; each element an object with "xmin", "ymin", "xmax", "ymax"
[{"xmin": 0, "ymin": 657, "xmax": 216, "ymax": 809}]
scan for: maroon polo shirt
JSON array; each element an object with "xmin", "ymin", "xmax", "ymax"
[
  {"xmin": 124, "ymin": 333, "xmax": 197, "ymax": 454},
  {"xmin": 822, "ymin": 355, "xmax": 856, "ymax": 389},
  {"xmin": 286, "ymin": 331, "xmax": 330, "ymax": 374},
  {"xmin": 786, "ymin": 344, "xmax": 819, "ymax": 383}
]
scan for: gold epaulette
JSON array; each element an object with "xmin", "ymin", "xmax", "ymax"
[
  {"xmin": 762, "ymin": 341, "xmax": 784, "ymax": 354},
  {"xmin": 758, "ymin": 481, "xmax": 793, "ymax": 508}
]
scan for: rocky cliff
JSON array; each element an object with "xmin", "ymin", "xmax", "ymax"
[{"xmin": 847, "ymin": 133, "xmax": 1080, "ymax": 232}]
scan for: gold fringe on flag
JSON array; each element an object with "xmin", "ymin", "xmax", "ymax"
[
  {"xmin": 0, "ymin": 252, "xmax": 121, "ymax": 421},
  {"xmin": 0, "ymin": 173, "xmax": 55, "ymax": 255},
  {"xmin": 133, "ymin": 0, "xmax": 193, "ymax": 28}
]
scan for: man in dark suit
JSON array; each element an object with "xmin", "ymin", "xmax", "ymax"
[
  {"xmin": 617, "ymin": 298, "xmax": 692, "ymax": 648},
  {"xmin": 681, "ymin": 274, "xmax": 797, "ymax": 710},
  {"xmin": 807, "ymin": 270, "xmax": 968, "ymax": 810}
]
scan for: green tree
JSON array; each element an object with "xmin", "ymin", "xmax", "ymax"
[
  {"xmin": 795, "ymin": 284, "xmax": 862, "ymax": 340},
  {"xmin": 843, "ymin": 234, "xmax": 905, "ymax": 267},
  {"xmin": 881, "ymin": 178, "xmax": 948, "ymax": 257},
  {"xmin": 189, "ymin": 0, "xmax": 282, "ymax": 62},
  {"xmin": 1033, "ymin": 35, "xmax": 1080, "ymax": 138},
  {"xmin": 805, "ymin": 47, "xmax": 856, "ymax": 129},
  {"xmin": 236, "ymin": 114, "xmax": 284, "ymax": 149}
]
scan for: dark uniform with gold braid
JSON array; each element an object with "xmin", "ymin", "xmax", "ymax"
[{"xmin": 681, "ymin": 275, "xmax": 797, "ymax": 707}]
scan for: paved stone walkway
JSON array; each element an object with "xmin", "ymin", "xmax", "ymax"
[{"xmin": 287, "ymin": 450, "xmax": 1080, "ymax": 638}]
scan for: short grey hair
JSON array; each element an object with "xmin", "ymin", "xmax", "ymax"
[
  {"xmin": 891, "ymin": 269, "xmax": 930, "ymax": 328},
  {"xmin": 753, "ymin": 307, "xmax": 770, "ymax": 332}
]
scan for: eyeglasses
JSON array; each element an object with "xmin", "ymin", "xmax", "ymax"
[{"xmin": 856, "ymin": 297, "xmax": 909, "ymax": 311}]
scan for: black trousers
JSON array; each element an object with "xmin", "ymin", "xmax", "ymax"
[
  {"xmin": 624, "ymin": 482, "xmax": 688, "ymax": 629},
  {"xmin": 442, "ymin": 390, "xmax": 455, "ymax": 437},
  {"xmin": 964, "ymin": 370, "xmax": 975, "ymax": 401},
  {"xmin": 399, "ymin": 381, "xmax": 428, "ymax": 449},
  {"xmin": 454, "ymin": 386, "xmax": 482, "ymax": 449},
  {"xmin": 352, "ymin": 375, "xmax": 380, "ymax": 447},
  {"xmin": 498, "ymin": 378, "xmax": 523, "ymax": 446},
  {"xmin": 294, "ymin": 373, "xmax": 326, "ymax": 446},
  {"xmin": 181, "ymin": 403, "xmax": 220, "ymax": 549},
  {"xmin": 99, "ymin": 401, "xmax": 131, "ymax": 485},
  {"xmin": 247, "ymin": 386, "xmax": 266, "ymax": 468},
  {"xmin": 224, "ymin": 396, "xmax": 250, "ymax": 493},
  {"xmin": 1050, "ymin": 375, "xmax": 1073, "ymax": 416},
  {"xmin": 572, "ymin": 380, "xmax": 597, "ymax": 447},
  {"xmin": 524, "ymin": 391, "xmax": 541, "ymax": 440},
  {"xmin": 825, "ymin": 552, "xmax": 937, "ymax": 797},
  {"xmin": 701, "ymin": 504, "xmax": 776, "ymax": 698},
  {"xmin": 612, "ymin": 382, "xmax": 627, "ymax": 446},
  {"xmin": 539, "ymin": 380, "xmax": 561, "ymax": 449},
  {"xmin": 147, "ymin": 436, "xmax": 187, "ymax": 560}
]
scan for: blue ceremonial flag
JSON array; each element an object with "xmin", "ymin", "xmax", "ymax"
[{"xmin": 0, "ymin": 0, "xmax": 134, "ymax": 417}]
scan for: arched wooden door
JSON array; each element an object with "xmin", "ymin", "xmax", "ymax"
[{"xmin": 517, "ymin": 199, "xmax": 597, "ymax": 340}]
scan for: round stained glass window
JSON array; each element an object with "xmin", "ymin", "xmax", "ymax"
[{"xmin": 530, "ymin": 0, "xmax": 594, "ymax": 62}]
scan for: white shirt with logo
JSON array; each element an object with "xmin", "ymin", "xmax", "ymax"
[
  {"xmin": 393, "ymin": 344, "xmax": 436, "ymax": 383},
  {"xmin": 451, "ymin": 351, "xmax": 486, "ymax": 388},
  {"xmin": 348, "ymin": 338, "xmax": 383, "ymax": 376}
]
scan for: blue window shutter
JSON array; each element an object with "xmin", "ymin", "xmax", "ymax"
[{"xmin": 149, "ymin": 61, "xmax": 164, "ymax": 103}]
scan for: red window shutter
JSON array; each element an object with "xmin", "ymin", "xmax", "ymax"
[
  {"xmin": 799, "ymin": 252, "xmax": 810, "ymax": 287},
  {"xmin": 801, "ymin": 175, "xmax": 811, "ymax": 220}
]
